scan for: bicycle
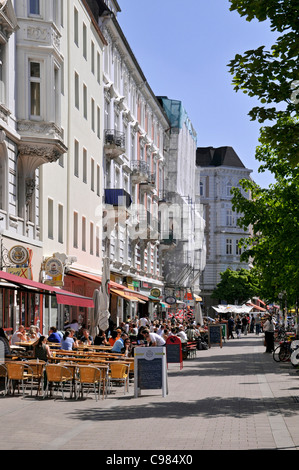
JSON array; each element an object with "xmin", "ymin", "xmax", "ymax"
[{"xmin": 273, "ymin": 339, "xmax": 299, "ymax": 363}]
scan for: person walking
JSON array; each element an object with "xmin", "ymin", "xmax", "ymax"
[
  {"xmin": 235, "ymin": 316, "xmax": 242, "ymax": 339},
  {"xmin": 255, "ymin": 314, "xmax": 261, "ymax": 335},
  {"xmin": 228, "ymin": 316, "xmax": 235, "ymax": 339},
  {"xmin": 263, "ymin": 315, "xmax": 275, "ymax": 353}
]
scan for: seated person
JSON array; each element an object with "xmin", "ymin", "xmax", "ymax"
[
  {"xmin": 0, "ymin": 328, "xmax": 11, "ymax": 357},
  {"xmin": 10, "ymin": 325, "xmax": 27, "ymax": 345},
  {"xmin": 61, "ymin": 329, "xmax": 78, "ymax": 351},
  {"xmin": 47, "ymin": 327, "xmax": 61, "ymax": 343},
  {"xmin": 79, "ymin": 328, "xmax": 93, "ymax": 345},
  {"xmin": 108, "ymin": 329, "xmax": 120, "ymax": 346},
  {"xmin": 94, "ymin": 329, "xmax": 110, "ymax": 346},
  {"xmin": 33, "ymin": 336, "xmax": 52, "ymax": 361},
  {"xmin": 111, "ymin": 332, "xmax": 128, "ymax": 353}
]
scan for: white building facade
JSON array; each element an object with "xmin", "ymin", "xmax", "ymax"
[{"xmin": 196, "ymin": 146, "xmax": 252, "ymax": 314}]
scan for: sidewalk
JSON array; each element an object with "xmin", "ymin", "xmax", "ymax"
[{"xmin": 1, "ymin": 333, "xmax": 299, "ymax": 451}]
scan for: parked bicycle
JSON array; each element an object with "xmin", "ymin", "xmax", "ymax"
[{"xmin": 273, "ymin": 339, "xmax": 299, "ymax": 363}]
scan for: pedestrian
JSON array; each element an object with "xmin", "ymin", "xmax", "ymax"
[
  {"xmin": 241, "ymin": 315, "xmax": 248, "ymax": 335},
  {"xmin": 250, "ymin": 314, "xmax": 255, "ymax": 333},
  {"xmin": 235, "ymin": 316, "xmax": 242, "ymax": 339},
  {"xmin": 255, "ymin": 314, "xmax": 261, "ymax": 335},
  {"xmin": 228, "ymin": 316, "xmax": 235, "ymax": 339},
  {"xmin": 263, "ymin": 315, "xmax": 275, "ymax": 353}
]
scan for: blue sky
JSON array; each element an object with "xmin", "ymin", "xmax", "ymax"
[{"xmin": 118, "ymin": 0, "xmax": 278, "ymax": 188}]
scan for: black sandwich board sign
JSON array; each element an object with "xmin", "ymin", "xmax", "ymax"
[
  {"xmin": 208, "ymin": 324, "xmax": 223, "ymax": 348},
  {"xmin": 166, "ymin": 336, "xmax": 183, "ymax": 369},
  {"xmin": 134, "ymin": 347, "xmax": 168, "ymax": 398}
]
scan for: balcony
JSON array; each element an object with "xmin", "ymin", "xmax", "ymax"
[
  {"xmin": 103, "ymin": 189, "xmax": 132, "ymax": 226},
  {"xmin": 131, "ymin": 160, "xmax": 150, "ymax": 184},
  {"xmin": 140, "ymin": 173, "xmax": 156, "ymax": 194},
  {"xmin": 104, "ymin": 129, "xmax": 126, "ymax": 163},
  {"xmin": 160, "ymin": 231, "xmax": 177, "ymax": 249}
]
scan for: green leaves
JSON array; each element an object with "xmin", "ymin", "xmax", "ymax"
[
  {"xmin": 211, "ymin": 268, "xmax": 261, "ymax": 305},
  {"xmin": 228, "ymin": 0, "xmax": 299, "ymax": 164}
]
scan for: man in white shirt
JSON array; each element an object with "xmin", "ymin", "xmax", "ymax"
[
  {"xmin": 139, "ymin": 316, "xmax": 149, "ymax": 328},
  {"xmin": 142, "ymin": 329, "xmax": 166, "ymax": 346},
  {"xmin": 177, "ymin": 326, "xmax": 188, "ymax": 344},
  {"xmin": 10, "ymin": 325, "xmax": 27, "ymax": 345}
]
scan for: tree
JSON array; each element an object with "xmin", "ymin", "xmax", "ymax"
[
  {"xmin": 231, "ymin": 127, "xmax": 299, "ymax": 304},
  {"xmin": 228, "ymin": 0, "xmax": 299, "ymax": 165},
  {"xmin": 211, "ymin": 268, "xmax": 261, "ymax": 305}
]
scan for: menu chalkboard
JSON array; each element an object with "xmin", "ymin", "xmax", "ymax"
[
  {"xmin": 138, "ymin": 359, "xmax": 162, "ymax": 390},
  {"xmin": 134, "ymin": 347, "xmax": 168, "ymax": 397},
  {"xmin": 208, "ymin": 324, "xmax": 223, "ymax": 348}
]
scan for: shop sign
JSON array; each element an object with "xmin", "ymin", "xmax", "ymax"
[
  {"xmin": 150, "ymin": 288, "xmax": 161, "ymax": 298},
  {"xmin": 44, "ymin": 257, "xmax": 64, "ymax": 287},
  {"xmin": 8, "ymin": 246, "xmax": 29, "ymax": 265},
  {"xmin": 7, "ymin": 267, "xmax": 30, "ymax": 279},
  {"xmin": 165, "ymin": 296, "xmax": 176, "ymax": 305}
]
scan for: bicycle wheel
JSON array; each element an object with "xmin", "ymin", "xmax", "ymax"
[
  {"xmin": 279, "ymin": 346, "xmax": 291, "ymax": 362},
  {"xmin": 273, "ymin": 345, "xmax": 282, "ymax": 362},
  {"xmin": 291, "ymin": 349, "xmax": 299, "ymax": 367}
]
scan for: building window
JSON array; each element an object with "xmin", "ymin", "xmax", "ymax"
[
  {"xmin": 97, "ymin": 52, "xmax": 101, "ymax": 84},
  {"xmin": 226, "ymin": 238, "xmax": 232, "ymax": 255},
  {"xmin": 91, "ymin": 42, "xmax": 95, "ymax": 74},
  {"xmin": 48, "ymin": 199, "xmax": 54, "ymax": 239},
  {"xmin": 91, "ymin": 158, "xmax": 94, "ymax": 191},
  {"xmin": 30, "ymin": 62, "xmax": 41, "ymax": 118},
  {"xmin": 83, "ymin": 83, "xmax": 87, "ymax": 119},
  {"xmin": 75, "ymin": 72, "xmax": 79, "ymax": 109},
  {"xmin": 97, "ymin": 106, "xmax": 101, "ymax": 139},
  {"xmin": 73, "ymin": 212, "xmax": 78, "ymax": 248},
  {"xmin": 74, "ymin": 7, "xmax": 79, "ymax": 46},
  {"xmin": 97, "ymin": 164, "xmax": 100, "ymax": 196},
  {"xmin": 90, "ymin": 222, "xmax": 94, "ymax": 255},
  {"xmin": 58, "ymin": 204, "xmax": 63, "ymax": 244},
  {"xmin": 82, "ymin": 216, "xmax": 86, "ymax": 251},
  {"xmin": 91, "ymin": 98, "xmax": 95, "ymax": 132},
  {"xmin": 96, "ymin": 226, "xmax": 100, "ymax": 257},
  {"xmin": 83, "ymin": 148, "xmax": 87, "ymax": 183},
  {"xmin": 83, "ymin": 23, "xmax": 87, "ymax": 60},
  {"xmin": 29, "ymin": 0, "xmax": 40, "ymax": 16},
  {"xmin": 226, "ymin": 209, "xmax": 233, "ymax": 226},
  {"xmin": 74, "ymin": 140, "xmax": 79, "ymax": 177},
  {"xmin": 199, "ymin": 181, "xmax": 204, "ymax": 197}
]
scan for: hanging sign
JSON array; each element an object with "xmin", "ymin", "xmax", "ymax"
[
  {"xmin": 150, "ymin": 288, "xmax": 161, "ymax": 298},
  {"xmin": 44, "ymin": 257, "xmax": 64, "ymax": 287},
  {"xmin": 165, "ymin": 296, "xmax": 176, "ymax": 305},
  {"xmin": 8, "ymin": 246, "xmax": 29, "ymax": 265}
]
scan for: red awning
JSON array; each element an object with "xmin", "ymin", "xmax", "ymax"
[
  {"xmin": 68, "ymin": 269, "xmax": 126, "ymax": 290},
  {"xmin": 0, "ymin": 270, "xmax": 94, "ymax": 308}
]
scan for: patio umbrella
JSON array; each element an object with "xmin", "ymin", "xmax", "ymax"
[
  {"xmin": 91, "ymin": 258, "xmax": 111, "ymax": 338},
  {"xmin": 98, "ymin": 257, "xmax": 111, "ymax": 332}
]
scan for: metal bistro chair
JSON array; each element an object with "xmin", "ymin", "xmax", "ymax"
[
  {"xmin": 44, "ymin": 364, "xmax": 73, "ymax": 400},
  {"xmin": 108, "ymin": 362, "xmax": 130, "ymax": 395},
  {"xmin": 5, "ymin": 362, "xmax": 34, "ymax": 397},
  {"xmin": 76, "ymin": 365, "xmax": 107, "ymax": 401},
  {"xmin": 25, "ymin": 360, "xmax": 46, "ymax": 396},
  {"xmin": 0, "ymin": 363, "xmax": 7, "ymax": 396}
]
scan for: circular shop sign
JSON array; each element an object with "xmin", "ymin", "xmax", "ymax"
[
  {"xmin": 8, "ymin": 245, "xmax": 29, "ymax": 265},
  {"xmin": 165, "ymin": 296, "xmax": 177, "ymax": 305},
  {"xmin": 45, "ymin": 257, "xmax": 63, "ymax": 277},
  {"xmin": 150, "ymin": 288, "xmax": 161, "ymax": 298}
]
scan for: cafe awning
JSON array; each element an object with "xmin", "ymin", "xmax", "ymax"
[
  {"xmin": 110, "ymin": 288, "xmax": 146, "ymax": 303},
  {"xmin": 0, "ymin": 270, "xmax": 94, "ymax": 308},
  {"xmin": 68, "ymin": 268, "xmax": 126, "ymax": 290}
]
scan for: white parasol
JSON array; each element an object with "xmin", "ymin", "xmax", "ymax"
[{"xmin": 98, "ymin": 257, "xmax": 111, "ymax": 332}]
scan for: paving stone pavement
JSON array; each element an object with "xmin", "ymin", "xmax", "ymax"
[{"xmin": 1, "ymin": 333, "xmax": 299, "ymax": 452}]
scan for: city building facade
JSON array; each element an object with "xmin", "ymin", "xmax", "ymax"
[{"xmin": 196, "ymin": 146, "xmax": 252, "ymax": 314}]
